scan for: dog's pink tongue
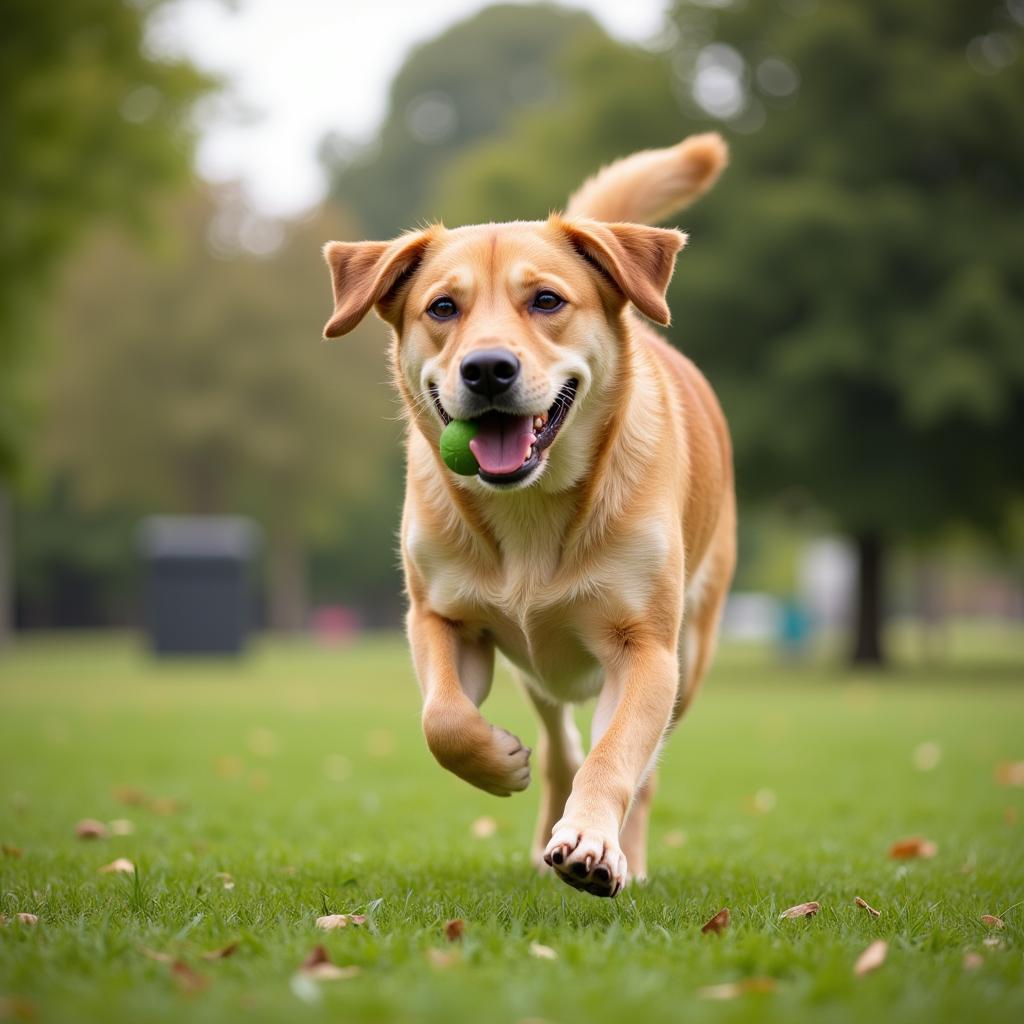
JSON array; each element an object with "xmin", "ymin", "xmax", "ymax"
[{"xmin": 469, "ymin": 415, "xmax": 535, "ymax": 475}]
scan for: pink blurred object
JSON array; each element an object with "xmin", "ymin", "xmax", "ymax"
[{"xmin": 311, "ymin": 605, "xmax": 360, "ymax": 646}]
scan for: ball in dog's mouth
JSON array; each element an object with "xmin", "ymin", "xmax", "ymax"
[{"xmin": 433, "ymin": 380, "xmax": 578, "ymax": 485}]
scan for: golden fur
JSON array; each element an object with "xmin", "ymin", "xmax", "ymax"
[{"xmin": 322, "ymin": 132, "xmax": 736, "ymax": 896}]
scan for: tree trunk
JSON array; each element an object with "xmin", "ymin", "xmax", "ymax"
[
  {"xmin": 0, "ymin": 485, "xmax": 10, "ymax": 649},
  {"xmin": 267, "ymin": 528, "xmax": 308, "ymax": 633},
  {"xmin": 850, "ymin": 531, "xmax": 886, "ymax": 667}
]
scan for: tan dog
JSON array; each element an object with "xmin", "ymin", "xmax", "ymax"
[{"xmin": 322, "ymin": 133, "xmax": 735, "ymax": 897}]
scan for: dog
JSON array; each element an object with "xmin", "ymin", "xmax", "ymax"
[{"xmin": 322, "ymin": 133, "xmax": 736, "ymax": 897}]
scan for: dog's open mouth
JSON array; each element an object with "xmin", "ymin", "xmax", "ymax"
[{"xmin": 432, "ymin": 380, "xmax": 578, "ymax": 485}]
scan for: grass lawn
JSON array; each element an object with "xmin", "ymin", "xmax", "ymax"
[{"xmin": 1, "ymin": 630, "xmax": 1022, "ymax": 1023}]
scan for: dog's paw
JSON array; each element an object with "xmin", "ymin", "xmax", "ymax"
[
  {"xmin": 543, "ymin": 822, "xmax": 627, "ymax": 897},
  {"xmin": 423, "ymin": 700, "xmax": 531, "ymax": 797}
]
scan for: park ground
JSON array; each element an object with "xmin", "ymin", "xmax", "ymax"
[{"xmin": 0, "ymin": 628, "xmax": 1022, "ymax": 1024}]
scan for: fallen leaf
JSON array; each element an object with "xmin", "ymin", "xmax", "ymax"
[
  {"xmin": 15, "ymin": 913, "xmax": 38, "ymax": 926},
  {"xmin": 2, "ymin": 844, "xmax": 23, "ymax": 858},
  {"xmin": 0, "ymin": 995, "xmax": 37, "ymax": 1020},
  {"xmin": 99, "ymin": 858, "xmax": 136, "ymax": 874},
  {"xmin": 75, "ymin": 818, "xmax": 107, "ymax": 840},
  {"xmin": 109, "ymin": 819, "xmax": 135, "ymax": 836},
  {"xmin": 528, "ymin": 943, "xmax": 557, "ymax": 960},
  {"xmin": 698, "ymin": 978, "xmax": 776, "ymax": 1000},
  {"xmin": 854, "ymin": 940, "xmax": 888, "ymax": 976},
  {"xmin": 963, "ymin": 951, "xmax": 984, "ymax": 971},
  {"xmin": 995, "ymin": 761, "xmax": 1024, "ymax": 787},
  {"xmin": 299, "ymin": 945, "xmax": 359, "ymax": 981},
  {"xmin": 112, "ymin": 785, "xmax": 149, "ymax": 806},
  {"xmin": 662, "ymin": 829, "xmax": 687, "ymax": 848},
  {"xmin": 149, "ymin": 797, "xmax": 183, "ymax": 816},
  {"xmin": 701, "ymin": 908, "xmax": 730, "ymax": 935},
  {"xmin": 779, "ymin": 901, "xmax": 820, "ymax": 919},
  {"xmin": 888, "ymin": 837, "xmax": 937, "ymax": 859},
  {"xmin": 980, "ymin": 914, "xmax": 1004, "ymax": 929},
  {"xmin": 141, "ymin": 947, "xmax": 174, "ymax": 963},
  {"xmin": 426, "ymin": 948, "xmax": 461, "ymax": 968},
  {"xmin": 215, "ymin": 872, "xmax": 235, "ymax": 891},
  {"xmin": 854, "ymin": 896, "xmax": 881, "ymax": 918},
  {"xmin": 170, "ymin": 960, "xmax": 209, "ymax": 992},
  {"xmin": 444, "ymin": 919, "xmax": 465, "ymax": 942},
  {"xmin": 912, "ymin": 741, "xmax": 942, "ymax": 771},
  {"xmin": 471, "ymin": 816, "xmax": 497, "ymax": 839},
  {"xmin": 316, "ymin": 915, "xmax": 351, "ymax": 930},
  {"xmin": 349, "ymin": 914, "xmax": 367, "ymax": 926},
  {"xmin": 201, "ymin": 941, "xmax": 239, "ymax": 961}
]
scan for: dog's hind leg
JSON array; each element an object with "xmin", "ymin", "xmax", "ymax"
[{"xmin": 520, "ymin": 682, "xmax": 584, "ymax": 868}]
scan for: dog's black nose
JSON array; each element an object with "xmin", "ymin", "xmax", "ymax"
[{"xmin": 460, "ymin": 348, "xmax": 520, "ymax": 398}]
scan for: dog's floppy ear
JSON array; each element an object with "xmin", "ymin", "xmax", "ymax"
[
  {"xmin": 556, "ymin": 217, "xmax": 687, "ymax": 326},
  {"xmin": 322, "ymin": 229, "xmax": 435, "ymax": 338}
]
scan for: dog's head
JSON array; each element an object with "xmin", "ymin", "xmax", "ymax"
[{"xmin": 322, "ymin": 216, "xmax": 685, "ymax": 492}]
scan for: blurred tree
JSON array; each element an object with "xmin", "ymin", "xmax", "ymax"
[
  {"xmin": 429, "ymin": 0, "xmax": 1024, "ymax": 665},
  {"xmin": 324, "ymin": 3, "xmax": 604, "ymax": 238},
  {"xmin": 0, "ymin": 0, "xmax": 211, "ymax": 642},
  {"xmin": 662, "ymin": 0, "xmax": 1024, "ymax": 664},
  {"xmin": 37, "ymin": 194, "xmax": 401, "ymax": 631}
]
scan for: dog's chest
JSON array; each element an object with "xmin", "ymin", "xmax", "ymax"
[{"xmin": 409, "ymin": 527, "xmax": 603, "ymax": 697}]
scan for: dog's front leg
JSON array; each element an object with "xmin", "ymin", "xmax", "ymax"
[
  {"xmin": 408, "ymin": 605, "xmax": 531, "ymax": 797},
  {"xmin": 543, "ymin": 640, "xmax": 677, "ymax": 896}
]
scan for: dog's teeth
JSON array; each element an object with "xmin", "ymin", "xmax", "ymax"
[{"xmin": 533, "ymin": 416, "xmax": 543, "ymax": 430}]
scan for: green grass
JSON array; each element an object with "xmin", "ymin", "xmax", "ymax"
[{"xmin": 1, "ymin": 631, "xmax": 1022, "ymax": 1023}]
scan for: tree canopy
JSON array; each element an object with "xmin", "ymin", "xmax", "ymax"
[{"xmin": 1, "ymin": 0, "xmax": 211, "ymax": 478}]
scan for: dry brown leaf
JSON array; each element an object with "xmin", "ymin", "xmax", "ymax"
[
  {"xmin": 0, "ymin": 995, "xmax": 37, "ymax": 1020},
  {"xmin": 854, "ymin": 940, "xmax": 888, "ymax": 976},
  {"xmin": 99, "ymin": 858, "xmax": 135, "ymax": 874},
  {"xmin": 995, "ymin": 761, "xmax": 1024, "ymax": 787},
  {"xmin": 444, "ymin": 919, "xmax": 466, "ymax": 942},
  {"xmin": 888, "ymin": 837, "xmax": 938, "ymax": 859},
  {"xmin": 980, "ymin": 914, "xmax": 1005, "ymax": 929},
  {"xmin": 170, "ymin": 960, "xmax": 209, "ymax": 992},
  {"xmin": 2, "ymin": 844, "xmax": 23, "ymax": 859},
  {"xmin": 299, "ymin": 945, "xmax": 360, "ymax": 981},
  {"xmin": 316, "ymin": 915, "xmax": 351, "ymax": 930},
  {"xmin": 779, "ymin": 901, "xmax": 820, "ymax": 919},
  {"xmin": 528, "ymin": 943, "xmax": 557, "ymax": 960},
  {"xmin": 109, "ymin": 819, "xmax": 135, "ymax": 836},
  {"xmin": 149, "ymin": 797, "xmax": 183, "ymax": 816},
  {"xmin": 200, "ymin": 941, "xmax": 239, "ymax": 961},
  {"xmin": 701, "ymin": 908, "xmax": 730, "ymax": 935},
  {"xmin": 426, "ymin": 948, "xmax": 461, "ymax": 969},
  {"xmin": 141, "ymin": 947, "xmax": 174, "ymax": 963},
  {"xmin": 75, "ymin": 819, "xmax": 107, "ymax": 840},
  {"xmin": 963, "ymin": 951, "xmax": 984, "ymax": 971},
  {"xmin": 349, "ymin": 914, "xmax": 367, "ymax": 926},
  {"xmin": 854, "ymin": 896, "xmax": 881, "ymax": 918},
  {"xmin": 471, "ymin": 816, "xmax": 497, "ymax": 839},
  {"xmin": 112, "ymin": 785, "xmax": 149, "ymax": 806},
  {"xmin": 14, "ymin": 913, "xmax": 38, "ymax": 926},
  {"xmin": 698, "ymin": 978, "xmax": 777, "ymax": 1000}
]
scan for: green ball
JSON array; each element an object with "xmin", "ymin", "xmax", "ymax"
[{"xmin": 440, "ymin": 419, "xmax": 480, "ymax": 476}]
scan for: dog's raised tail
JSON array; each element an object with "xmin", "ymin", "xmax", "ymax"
[{"xmin": 565, "ymin": 132, "xmax": 728, "ymax": 225}]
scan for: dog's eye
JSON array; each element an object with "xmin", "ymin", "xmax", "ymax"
[
  {"xmin": 532, "ymin": 290, "xmax": 565, "ymax": 313},
  {"xmin": 427, "ymin": 297, "xmax": 458, "ymax": 320}
]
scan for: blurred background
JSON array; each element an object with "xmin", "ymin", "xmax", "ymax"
[{"xmin": 2, "ymin": 0, "xmax": 1023, "ymax": 668}]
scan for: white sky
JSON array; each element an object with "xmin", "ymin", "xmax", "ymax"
[{"xmin": 151, "ymin": 0, "xmax": 667, "ymax": 217}]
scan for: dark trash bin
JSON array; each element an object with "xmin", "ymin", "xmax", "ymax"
[{"xmin": 140, "ymin": 516, "xmax": 259, "ymax": 655}]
